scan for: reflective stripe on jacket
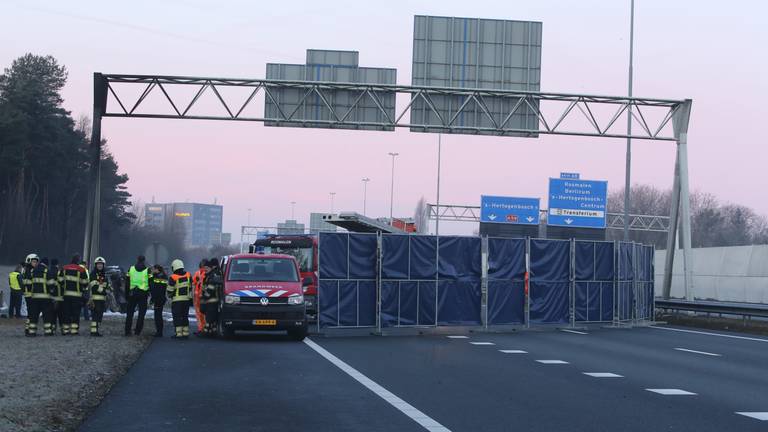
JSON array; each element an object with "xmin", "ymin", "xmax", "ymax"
[
  {"xmin": 61, "ymin": 264, "xmax": 89, "ymax": 297},
  {"xmin": 89, "ymin": 271, "xmax": 111, "ymax": 301},
  {"xmin": 167, "ymin": 273, "xmax": 192, "ymax": 302}
]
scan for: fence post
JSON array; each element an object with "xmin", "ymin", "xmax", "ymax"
[
  {"xmin": 482, "ymin": 236, "xmax": 489, "ymax": 329},
  {"xmin": 614, "ymin": 240, "xmax": 619, "ymax": 326},
  {"xmin": 376, "ymin": 232, "xmax": 382, "ymax": 334},
  {"xmin": 570, "ymin": 238, "xmax": 576, "ymax": 328},
  {"xmin": 435, "ymin": 234, "xmax": 440, "ymax": 327},
  {"xmin": 526, "ymin": 237, "xmax": 531, "ymax": 329},
  {"xmin": 317, "ymin": 233, "xmax": 322, "ymax": 334}
]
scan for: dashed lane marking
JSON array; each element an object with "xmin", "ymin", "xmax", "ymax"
[
  {"xmin": 674, "ymin": 348, "xmax": 721, "ymax": 357},
  {"xmin": 736, "ymin": 412, "xmax": 768, "ymax": 421},
  {"xmin": 646, "ymin": 389, "xmax": 697, "ymax": 396},
  {"xmin": 499, "ymin": 350, "xmax": 528, "ymax": 354},
  {"xmin": 560, "ymin": 329, "xmax": 588, "ymax": 335},
  {"xmin": 536, "ymin": 360, "xmax": 569, "ymax": 364},
  {"xmin": 446, "ymin": 335, "xmax": 469, "ymax": 339},
  {"xmin": 304, "ymin": 338, "xmax": 451, "ymax": 432},
  {"xmin": 650, "ymin": 326, "xmax": 768, "ymax": 343},
  {"xmin": 469, "ymin": 342, "xmax": 495, "ymax": 345},
  {"xmin": 583, "ymin": 372, "xmax": 623, "ymax": 378}
]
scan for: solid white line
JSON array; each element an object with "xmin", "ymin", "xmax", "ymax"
[
  {"xmin": 304, "ymin": 338, "xmax": 451, "ymax": 432},
  {"xmin": 583, "ymin": 372, "xmax": 623, "ymax": 378},
  {"xmin": 560, "ymin": 329, "xmax": 588, "ymax": 335},
  {"xmin": 446, "ymin": 335, "xmax": 469, "ymax": 339},
  {"xmin": 536, "ymin": 360, "xmax": 569, "ymax": 364},
  {"xmin": 674, "ymin": 347, "xmax": 721, "ymax": 357},
  {"xmin": 499, "ymin": 350, "xmax": 527, "ymax": 354},
  {"xmin": 646, "ymin": 388, "xmax": 697, "ymax": 395},
  {"xmin": 469, "ymin": 342, "xmax": 495, "ymax": 345},
  {"xmin": 736, "ymin": 412, "xmax": 768, "ymax": 421},
  {"xmin": 650, "ymin": 326, "xmax": 768, "ymax": 343}
]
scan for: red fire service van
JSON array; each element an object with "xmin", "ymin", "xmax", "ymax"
[{"xmin": 219, "ymin": 253, "xmax": 310, "ymax": 340}]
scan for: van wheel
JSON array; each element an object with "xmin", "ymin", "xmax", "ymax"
[
  {"xmin": 288, "ymin": 326, "xmax": 308, "ymax": 341},
  {"xmin": 219, "ymin": 321, "xmax": 235, "ymax": 339}
]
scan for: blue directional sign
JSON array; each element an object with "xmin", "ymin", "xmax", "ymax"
[
  {"xmin": 481, "ymin": 196, "xmax": 540, "ymax": 225},
  {"xmin": 547, "ymin": 178, "xmax": 608, "ymax": 228}
]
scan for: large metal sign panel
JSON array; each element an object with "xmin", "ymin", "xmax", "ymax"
[
  {"xmin": 265, "ymin": 50, "xmax": 396, "ymax": 131},
  {"xmin": 410, "ymin": 15, "xmax": 542, "ymax": 136},
  {"xmin": 547, "ymin": 178, "xmax": 608, "ymax": 228},
  {"xmin": 481, "ymin": 195, "xmax": 540, "ymax": 225}
]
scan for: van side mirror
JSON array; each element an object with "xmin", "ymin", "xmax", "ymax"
[{"xmin": 302, "ymin": 277, "xmax": 313, "ymax": 287}]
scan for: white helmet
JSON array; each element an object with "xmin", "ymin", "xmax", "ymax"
[
  {"xmin": 25, "ymin": 253, "xmax": 39, "ymax": 264},
  {"xmin": 94, "ymin": 256, "xmax": 106, "ymax": 265},
  {"xmin": 171, "ymin": 259, "xmax": 185, "ymax": 272}
]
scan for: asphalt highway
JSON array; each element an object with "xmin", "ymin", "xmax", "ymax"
[{"xmin": 80, "ymin": 325, "xmax": 768, "ymax": 432}]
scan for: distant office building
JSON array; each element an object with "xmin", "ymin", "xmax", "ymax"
[
  {"xmin": 310, "ymin": 212, "xmax": 337, "ymax": 234},
  {"xmin": 277, "ymin": 219, "xmax": 305, "ymax": 235},
  {"xmin": 144, "ymin": 202, "xmax": 223, "ymax": 248},
  {"xmin": 220, "ymin": 233, "xmax": 232, "ymax": 246}
]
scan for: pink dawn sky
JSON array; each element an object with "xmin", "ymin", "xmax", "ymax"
[{"xmin": 2, "ymin": 0, "xmax": 767, "ymax": 236}]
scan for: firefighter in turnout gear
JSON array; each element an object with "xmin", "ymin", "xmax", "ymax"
[
  {"xmin": 192, "ymin": 260, "xmax": 207, "ymax": 334},
  {"xmin": 60, "ymin": 255, "xmax": 90, "ymax": 335},
  {"xmin": 25, "ymin": 255, "xmax": 54, "ymax": 336},
  {"xmin": 167, "ymin": 259, "xmax": 192, "ymax": 339},
  {"xmin": 22, "ymin": 254, "xmax": 37, "ymax": 334},
  {"xmin": 149, "ymin": 265, "xmax": 168, "ymax": 337},
  {"xmin": 48, "ymin": 259, "xmax": 65, "ymax": 335},
  {"xmin": 88, "ymin": 257, "xmax": 111, "ymax": 336},
  {"xmin": 8, "ymin": 263, "xmax": 24, "ymax": 318},
  {"xmin": 201, "ymin": 258, "xmax": 222, "ymax": 337}
]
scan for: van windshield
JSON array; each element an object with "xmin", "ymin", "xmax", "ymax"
[{"xmin": 227, "ymin": 258, "xmax": 299, "ymax": 282}]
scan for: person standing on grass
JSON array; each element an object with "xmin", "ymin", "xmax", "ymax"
[
  {"xmin": 7, "ymin": 264, "xmax": 24, "ymax": 318},
  {"xmin": 149, "ymin": 264, "xmax": 168, "ymax": 337},
  {"xmin": 88, "ymin": 257, "xmax": 111, "ymax": 336},
  {"xmin": 61, "ymin": 255, "xmax": 90, "ymax": 335},
  {"xmin": 48, "ymin": 258, "xmax": 65, "ymax": 335}
]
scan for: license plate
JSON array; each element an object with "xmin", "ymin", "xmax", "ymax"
[{"xmin": 253, "ymin": 319, "xmax": 276, "ymax": 326}]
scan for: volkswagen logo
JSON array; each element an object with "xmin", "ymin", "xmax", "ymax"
[{"xmin": 260, "ymin": 297, "xmax": 269, "ymax": 306}]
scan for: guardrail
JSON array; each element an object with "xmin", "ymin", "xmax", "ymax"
[{"xmin": 655, "ymin": 299, "xmax": 768, "ymax": 319}]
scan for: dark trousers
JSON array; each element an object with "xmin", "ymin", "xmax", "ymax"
[
  {"xmin": 152, "ymin": 299, "xmax": 166, "ymax": 335},
  {"xmin": 27, "ymin": 298, "xmax": 53, "ymax": 335},
  {"xmin": 171, "ymin": 300, "xmax": 190, "ymax": 337},
  {"xmin": 125, "ymin": 290, "xmax": 149, "ymax": 335},
  {"xmin": 203, "ymin": 302, "xmax": 219, "ymax": 331},
  {"xmin": 52, "ymin": 301, "xmax": 65, "ymax": 333},
  {"xmin": 9, "ymin": 290, "xmax": 23, "ymax": 318},
  {"xmin": 63, "ymin": 296, "xmax": 83, "ymax": 334},
  {"xmin": 91, "ymin": 300, "xmax": 105, "ymax": 334}
]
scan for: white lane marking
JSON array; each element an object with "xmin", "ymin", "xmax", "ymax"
[
  {"xmin": 446, "ymin": 335, "xmax": 469, "ymax": 339},
  {"xmin": 560, "ymin": 329, "xmax": 588, "ymax": 335},
  {"xmin": 646, "ymin": 388, "xmax": 697, "ymax": 395},
  {"xmin": 499, "ymin": 350, "xmax": 528, "ymax": 354},
  {"xmin": 674, "ymin": 347, "xmax": 721, "ymax": 357},
  {"xmin": 536, "ymin": 360, "xmax": 569, "ymax": 364},
  {"xmin": 304, "ymin": 338, "xmax": 451, "ymax": 432},
  {"xmin": 469, "ymin": 342, "xmax": 495, "ymax": 345},
  {"xmin": 583, "ymin": 372, "xmax": 623, "ymax": 378},
  {"xmin": 650, "ymin": 326, "xmax": 768, "ymax": 343},
  {"xmin": 736, "ymin": 412, "xmax": 768, "ymax": 421}
]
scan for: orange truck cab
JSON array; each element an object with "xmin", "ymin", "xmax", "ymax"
[{"xmin": 220, "ymin": 253, "xmax": 309, "ymax": 340}]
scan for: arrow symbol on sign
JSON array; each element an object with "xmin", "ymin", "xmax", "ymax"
[
  {"xmin": 488, "ymin": 214, "xmax": 497, "ymax": 221},
  {"xmin": 565, "ymin": 218, "xmax": 574, "ymax": 225},
  {"xmin": 526, "ymin": 216, "xmax": 535, "ymax": 223}
]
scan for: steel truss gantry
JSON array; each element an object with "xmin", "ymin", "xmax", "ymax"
[
  {"xmin": 83, "ymin": 73, "xmax": 692, "ymax": 300},
  {"xmin": 427, "ymin": 204, "xmax": 671, "ymax": 233}
]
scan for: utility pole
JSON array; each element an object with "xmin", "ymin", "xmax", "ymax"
[
  {"xmin": 329, "ymin": 192, "xmax": 336, "ymax": 213},
  {"xmin": 290, "ymin": 201, "xmax": 296, "ymax": 220},
  {"xmin": 388, "ymin": 152, "xmax": 399, "ymax": 226},
  {"xmin": 361, "ymin": 177, "xmax": 370, "ymax": 215},
  {"xmin": 623, "ymin": 0, "xmax": 635, "ymax": 241}
]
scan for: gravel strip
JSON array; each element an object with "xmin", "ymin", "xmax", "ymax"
[{"xmin": 0, "ymin": 317, "xmax": 152, "ymax": 432}]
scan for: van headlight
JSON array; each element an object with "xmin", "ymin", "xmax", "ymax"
[
  {"xmin": 225, "ymin": 295, "xmax": 240, "ymax": 304},
  {"xmin": 287, "ymin": 295, "xmax": 304, "ymax": 305}
]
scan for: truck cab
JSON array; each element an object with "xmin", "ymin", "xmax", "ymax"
[{"xmin": 219, "ymin": 253, "xmax": 309, "ymax": 340}]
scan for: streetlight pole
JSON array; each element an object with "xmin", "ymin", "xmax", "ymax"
[
  {"xmin": 329, "ymin": 192, "xmax": 336, "ymax": 213},
  {"xmin": 290, "ymin": 201, "xmax": 296, "ymax": 220},
  {"xmin": 361, "ymin": 177, "xmax": 370, "ymax": 215},
  {"xmin": 388, "ymin": 152, "xmax": 399, "ymax": 226},
  {"xmin": 435, "ymin": 134, "xmax": 442, "ymax": 236},
  {"xmin": 623, "ymin": 0, "xmax": 635, "ymax": 241}
]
